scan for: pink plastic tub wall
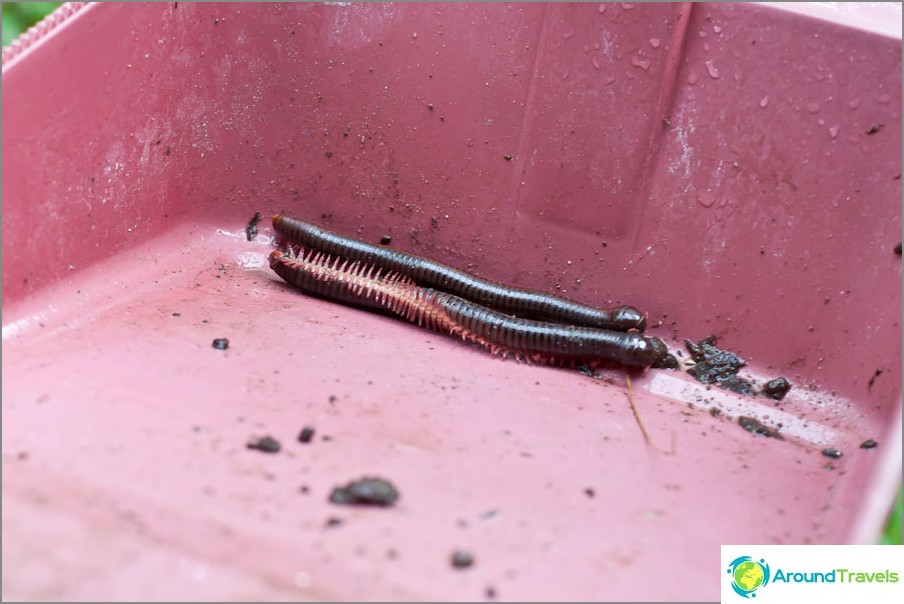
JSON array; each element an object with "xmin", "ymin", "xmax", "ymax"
[{"xmin": 3, "ymin": 2, "xmax": 902, "ymax": 601}]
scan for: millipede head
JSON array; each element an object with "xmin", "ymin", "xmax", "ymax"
[
  {"xmin": 268, "ymin": 250, "xmax": 287, "ymax": 268},
  {"xmin": 611, "ymin": 305, "xmax": 647, "ymax": 332}
]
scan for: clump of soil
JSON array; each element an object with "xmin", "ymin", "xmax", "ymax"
[
  {"xmin": 450, "ymin": 549, "xmax": 475, "ymax": 569},
  {"xmin": 685, "ymin": 336, "xmax": 755, "ymax": 395},
  {"xmin": 737, "ymin": 416, "xmax": 784, "ymax": 439},
  {"xmin": 822, "ymin": 448, "xmax": 842, "ymax": 459},
  {"xmin": 761, "ymin": 377, "xmax": 791, "ymax": 401},
  {"xmin": 247, "ymin": 436, "xmax": 281, "ymax": 453},
  {"xmin": 298, "ymin": 426, "xmax": 316, "ymax": 443},
  {"xmin": 685, "ymin": 336, "xmax": 792, "ymax": 398},
  {"xmin": 329, "ymin": 477, "xmax": 399, "ymax": 507},
  {"xmin": 652, "ymin": 351, "xmax": 679, "ymax": 369}
]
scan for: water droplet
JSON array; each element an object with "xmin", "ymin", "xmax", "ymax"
[
  {"xmin": 621, "ymin": 2, "xmax": 636, "ymax": 9},
  {"xmin": 806, "ymin": 102, "xmax": 821, "ymax": 114},
  {"xmin": 583, "ymin": 44, "xmax": 591, "ymax": 53},
  {"xmin": 561, "ymin": 67, "xmax": 570, "ymax": 80},
  {"xmin": 877, "ymin": 93, "xmax": 891, "ymax": 104},
  {"xmin": 598, "ymin": 3, "xmax": 607, "ymax": 13},
  {"xmin": 703, "ymin": 42, "xmax": 710, "ymax": 52},
  {"xmin": 563, "ymin": 32, "xmax": 574, "ymax": 41},
  {"xmin": 759, "ymin": 96, "xmax": 769, "ymax": 108},
  {"xmin": 686, "ymin": 71, "xmax": 698, "ymax": 85},
  {"xmin": 649, "ymin": 38, "xmax": 661, "ymax": 49},
  {"xmin": 631, "ymin": 54, "xmax": 650, "ymax": 71},
  {"xmin": 828, "ymin": 125, "xmax": 840, "ymax": 139},
  {"xmin": 697, "ymin": 191, "xmax": 718, "ymax": 208},
  {"xmin": 591, "ymin": 56, "xmax": 600, "ymax": 71},
  {"xmin": 713, "ymin": 25, "xmax": 722, "ymax": 33},
  {"xmin": 593, "ymin": 42, "xmax": 600, "ymax": 50},
  {"xmin": 704, "ymin": 59, "xmax": 720, "ymax": 79},
  {"xmin": 848, "ymin": 98, "xmax": 861, "ymax": 110}
]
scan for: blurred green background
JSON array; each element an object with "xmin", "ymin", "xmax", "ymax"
[
  {"xmin": 2, "ymin": 2, "xmax": 61, "ymax": 47},
  {"xmin": 1, "ymin": 0, "xmax": 901, "ymax": 547}
]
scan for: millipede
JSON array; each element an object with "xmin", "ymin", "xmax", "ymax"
[
  {"xmin": 269, "ymin": 245, "xmax": 667, "ymax": 370},
  {"xmin": 271, "ymin": 214, "xmax": 647, "ymax": 333}
]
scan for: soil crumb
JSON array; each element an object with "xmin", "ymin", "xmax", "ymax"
[
  {"xmin": 685, "ymin": 336, "xmax": 755, "ymax": 395},
  {"xmin": 761, "ymin": 377, "xmax": 792, "ymax": 401},
  {"xmin": 329, "ymin": 477, "xmax": 399, "ymax": 507},
  {"xmin": 451, "ymin": 549, "xmax": 475, "ymax": 569},
  {"xmin": 738, "ymin": 416, "xmax": 784, "ymax": 439},
  {"xmin": 247, "ymin": 435, "xmax": 281, "ymax": 453}
]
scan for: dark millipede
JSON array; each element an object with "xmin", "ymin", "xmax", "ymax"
[
  {"xmin": 269, "ymin": 246, "xmax": 666, "ymax": 370},
  {"xmin": 272, "ymin": 214, "xmax": 647, "ymax": 333}
]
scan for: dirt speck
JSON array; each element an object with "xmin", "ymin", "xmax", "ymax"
[
  {"xmin": 761, "ymin": 377, "xmax": 791, "ymax": 401},
  {"xmin": 450, "ymin": 549, "xmax": 475, "ymax": 569},
  {"xmin": 298, "ymin": 426, "xmax": 316, "ymax": 443},
  {"xmin": 859, "ymin": 439, "xmax": 878, "ymax": 449},
  {"xmin": 822, "ymin": 448, "xmax": 842, "ymax": 459},
  {"xmin": 212, "ymin": 338, "xmax": 229, "ymax": 350},
  {"xmin": 867, "ymin": 369, "xmax": 883, "ymax": 391},
  {"xmin": 247, "ymin": 436, "xmax": 281, "ymax": 453},
  {"xmin": 329, "ymin": 477, "xmax": 399, "ymax": 507},
  {"xmin": 738, "ymin": 416, "xmax": 783, "ymax": 439}
]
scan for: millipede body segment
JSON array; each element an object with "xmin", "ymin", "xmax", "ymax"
[
  {"xmin": 272, "ymin": 214, "xmax": 646, "ymax": 332},
  {"xmin": 270, "ymin": 247, "xmax": 665, "ymax": 369}
]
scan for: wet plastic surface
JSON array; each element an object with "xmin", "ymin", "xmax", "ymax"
[{"xmin": 3, "ymin": 3, "xmax": 902, "ymax": 600}]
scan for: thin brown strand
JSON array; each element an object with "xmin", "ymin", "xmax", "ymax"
[{"xmin": 624, "ymin": 374, "xmax": 672, "ymax": 456}]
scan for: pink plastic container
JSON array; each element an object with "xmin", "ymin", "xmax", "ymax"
[{"xmin": 3, "ymin": 3, "xmax": 901, "ymax": 600}]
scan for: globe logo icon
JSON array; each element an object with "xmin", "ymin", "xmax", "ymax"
[{"xmin": 726, "ymin": 556, "xmax": 771, "ymax": 598}]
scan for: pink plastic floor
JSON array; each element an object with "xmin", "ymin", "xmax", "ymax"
[{"xmin": 3, "ymin": 3, "xmax": 902, "ymax": 601}]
